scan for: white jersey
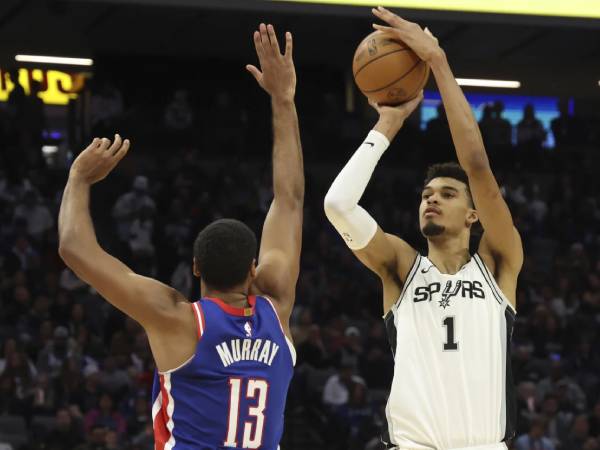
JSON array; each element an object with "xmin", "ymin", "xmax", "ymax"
[{"xmin": 383, "ymin": 253, "xmax": 516, "ymax": 450}]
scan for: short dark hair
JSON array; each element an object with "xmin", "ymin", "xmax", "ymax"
[
  {"xmin": 424, "ymin": 162, "xmax": 473, "ymax": 207},
  {"xmin": 193, "ymin": 219, "xmax": 257, "ymax": 290}
]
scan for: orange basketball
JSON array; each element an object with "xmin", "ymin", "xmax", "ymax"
[{"xmin": 352, "ymin": 30, "xmax": 430, "ymax": 106}]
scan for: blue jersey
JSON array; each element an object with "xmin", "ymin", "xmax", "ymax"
[{"xmin": 151, "ymin": 295, "xmax": 295, "ymax": 450}]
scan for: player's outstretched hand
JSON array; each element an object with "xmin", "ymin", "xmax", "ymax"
[
  {"xmin": 70, "ymin": 134, "xmax": 130, "ymax": 185},
  {"xmin": 372, "ymin": 6, "xmax": 442, "ymax": 64},
  {"xmin": 370, "ymin": 92, "xmax": 424, "ymax": 141},
  {"xmin": 370, "ymin": 91, "xmax": 424, "ymax": 122},
  {"xmin": 247, "ymin": 23, "xmax": 296, "ymax": 102}
]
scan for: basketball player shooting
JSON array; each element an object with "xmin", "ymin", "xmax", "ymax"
[
  {"xmin": 58, "ymin": 23, "xmax": 303, "ymax": 450},
  {"xmin": 324, "ymin": 7, "xmax": 523, "ymax": 450}
]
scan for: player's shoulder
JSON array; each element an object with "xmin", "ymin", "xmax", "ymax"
[{"xmin": 477, "ymin": 228, "xmax": 523, "ymax": 276}]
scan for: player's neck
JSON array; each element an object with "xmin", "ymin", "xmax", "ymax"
[
  {"xmin": 426, "ymin": 235, "xmax": 471, "ymax": 275},
  {"xmin": 202, "ymin": 288, "xmax": 251, "ymax": 308}
]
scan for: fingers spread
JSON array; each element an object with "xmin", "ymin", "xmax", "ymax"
[
  {"xmin": 108, "ymin": 134, "xmax": 122, "ymax": 156},
  {"xmin": 373, "ymin": 6, "xmax": 409, "ymax": 29},
  {"xmin": 259, "ymin": 23, "xmax": 268, "ymax": 48},
  {"xmin": 85, "ymin": 138, "xmax": 100, "ymax": 152},
  {"xmin": 115, "ymin": 138, "xmax": 130, "ymax": 162},
  {"xmin": 253, "ymin": 30, "xmax": 265, "ymax": 62},
  {"xmin": 284, "ymin": 31, "xmax": 293, "ymax": 59},
  {"xmin": 266, "ymin": 24, "xmax": 281, "ymax": 55},
  {"xmin": 99, "ymin": 137, "xmax": 112, "ymax": 152},
  {"xmin": 246, "ymin": 64, "xmax": 262, "ymax": 82},
  {"xmin": 372, "ymin": 23, "xmax": 397, "ymax": 34}
]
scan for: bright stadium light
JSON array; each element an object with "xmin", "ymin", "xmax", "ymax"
[
  {"xmin": 15, "ymin": 54, "xmax": 93, "ymax": 66},
  {"xmin": 456, "ymin": 78, "xmax": 521, "ymax": 88}
]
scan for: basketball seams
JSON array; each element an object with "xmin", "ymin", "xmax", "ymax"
[
  {"xmin": 353, "ymin": 48, "xmax": 410, "ymax": 79},
  {"xmin": 360, "ymin": 58, "xmax": 422, "ymax": 94},
  {"xmin": 402, "ymin": 62, "xmax": 430, "ymax": 100}
]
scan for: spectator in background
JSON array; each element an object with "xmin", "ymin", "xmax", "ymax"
[
  {"xmin": 424, "ymin": 103, "xmax": 451, "ymax": 162},
  {"xmin": 37, "ymin": 326, "xmax": 76, "ymax": 378},
  {"xmin": 322, "ymin": 362, "xmax": 366, "ymax": 410},
  {"xmin": 551, "ymin": 99, "xmax": 581, "ymax": 146},
  {"xmin": 22, "ymin": 80, "xmax": 46, "ymax": 166},
  {"xmin": 589, "ymin": 400, "xmax": 600, "ymax": 438},
  {"xmin": 45, "ymin": 408, "xmax": 85, "ymax": 450},
  {"xmin": 10, "ymin": 234, "xmax": 39, "ymax": 273},
  {"xmin": 112, "ymin": 176, "xmax": 156, "ymax": 243},
  {"xmin": 297, "ymin": 324, "xmax": 328, "ymax": 368},
  {"xmin": 90, "ymin": 81, "xmax": 124, "ymax": 136},
  {"xmin": 517, "ymin": 104, "xmax": 546, "ymax": 161},
  {"xmin": 164, "ymin": 89, "xmax": 194, "ymax": 131},
  {"xmin": 84, "ymin": 393, "xmax": 127, "ymax": 437},
  {"xmin": 490, "ymin": 101, "xmax": 513, "ymax": 147},
  {"xmin": 76, "ymin": 424, "xmax": 109, "ymax": 450},
  {"xmin": 565, "ymin": 415, "xmax": 592, "ymax": 450},
  {"xmin": 541, "ymin": 394, "xmax": 573, "ymax": 447},
  {"xmin": 13, "ymin": 189, "xmax": 53, "ymax": 241},
  {"xmin": 515, "ymin": 417, "xmax": 556, "ymax": 450}
]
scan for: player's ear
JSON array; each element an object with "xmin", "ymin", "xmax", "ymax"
[
  {"xmin": 466, "ymin": 209, "xmax": 478, "ymax": 226},
  {"xmin": 250, "ymin": 259, "xmax": 257, "ymax": 279},
  {"xmin": 192, "ymin": 257, "xmax": 201, "ymax": 278}
]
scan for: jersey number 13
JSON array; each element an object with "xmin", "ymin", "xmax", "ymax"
[{"xmin": 224, "ymin": 377, "xmax": 269, "ymax": 448}]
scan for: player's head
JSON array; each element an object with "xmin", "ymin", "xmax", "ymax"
[
  {"xmin": 419, "ymin": 162, "xmax": 478, "ymax": 240},
  {"xmin": 193, "ymin": 219, "xmax": 257, "ymax": 292}
]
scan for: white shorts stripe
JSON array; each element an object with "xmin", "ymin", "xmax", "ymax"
[{"xmin": 162, "ymin": 373, "xmax": 177, "ymax": 450}]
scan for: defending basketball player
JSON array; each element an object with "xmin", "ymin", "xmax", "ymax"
[
  {"xmin": 324, "ymin": 7, "xmax": 523, "ymax": 450},
  {"xmin": 58, "ymin": 23, "xmax": 303, "ymax": 450}
]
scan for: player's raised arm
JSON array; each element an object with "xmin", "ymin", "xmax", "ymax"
[
  {"xmin": 58, "ymin": 136, "xmax": 188, "ymax": 330},
  {"xmin": 324, "ymin": 96, "xmax": 421, "ymax": 314},
  {"xmin": 372, "ymin": 6, "xmax": 523, "ymax": 277},
  {"xmin": 246, "ymin": 24, "xmax": 304, "ymax": 326}
]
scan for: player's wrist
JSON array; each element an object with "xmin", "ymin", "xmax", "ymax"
[
  {"xmin": 374, "ymin": 116, "xmax": 404, "ymax": 142},
  {"xmin": 270, "ymin": 94, "xmax": 295, "ymax": 106},
  {"xmin": 428, "ymin": 48, "xmax": 447, "ymax": 70}
]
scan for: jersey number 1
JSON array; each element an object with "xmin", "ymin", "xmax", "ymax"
[
  {"xmin": 443, "ymin": 316, "xmax": 459, "ymax": 351},
  {"xmin": 224, "ymin": 378, "xmax": 268, "ymax": 448}
]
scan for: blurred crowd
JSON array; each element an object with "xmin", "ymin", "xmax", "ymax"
[{"xmin": 0, "ymin": 75, "xmax": 599, "ymax": 450}]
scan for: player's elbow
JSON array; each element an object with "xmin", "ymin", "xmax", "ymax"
[
  {"xmin": 58, "ymin": 241, "xmax": 78, "ymax": 267},
  {"xmin": 324, "ymin": 190, "xmax": 352, "ymax": 220}
]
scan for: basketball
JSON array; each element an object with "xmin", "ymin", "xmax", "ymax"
[{"xmin": 352, "ymin": 30, "xmax": 430, "ymax": 106}]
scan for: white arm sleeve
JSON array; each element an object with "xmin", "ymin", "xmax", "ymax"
[{"xmin": 324, "ymin": 130, "xmax": 390, "ymax": 250}]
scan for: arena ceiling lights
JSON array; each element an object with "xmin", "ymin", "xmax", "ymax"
[
  {"xmin": 15, "ymin": 55, "xmax": 94, "ymax": 66},
  {"xmin": 456, "ymin": 78, "xmax": 520, "ymax": 89},
  {"xmin": 275, "ymin": 0, "xmax": 600, "ymax": 19}
]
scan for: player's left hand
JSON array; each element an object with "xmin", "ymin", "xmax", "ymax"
[
  {"xmin": 372, "ymin": 6, "xmax": 442, "ymax": 64},
  {"xmin": 247, "ymin": 23, "xmax": 296, "ymax": 102},
  {"xmin": 70, "ymin": 134, "xmax": 130, "ymax": 185}
]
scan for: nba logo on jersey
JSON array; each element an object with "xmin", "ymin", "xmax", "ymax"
[{"xmin": 151, "ymin": 295, "xmax": 296, "ymax": 450}]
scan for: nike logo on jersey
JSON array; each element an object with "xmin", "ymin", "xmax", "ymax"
[
  {"xmin": 364, "ymin": 142, "xmax": 375, "ymax": 147},
  {"xmin": 216, "ymin": 339, "xmax": 279, "ymax": 368},
  {"xmin": 421, "ymin": 265, "xmax": 433, "ymax": 274},
  {"xmin": 413, "ymin": 280, "xmax": 484, "ymax": 305}
]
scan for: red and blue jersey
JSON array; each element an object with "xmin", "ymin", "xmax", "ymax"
[{"xmin": 151, "ymin": 295, "xmax": 296, "ymax": 450}]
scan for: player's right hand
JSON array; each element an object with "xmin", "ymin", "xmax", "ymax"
[
  {"xmin": 371, "ymin": 92, "xmax": 423, "ymax": 141},
  {"xmin": 69, "ymin": 134, "xmax": 130, "ymax": 185},
  {"xmin": 247, "ymin": 23, "xmax": 296, "ymax": 102}
]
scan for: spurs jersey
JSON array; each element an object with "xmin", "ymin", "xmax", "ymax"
[
  {"xmin": 383, "ymin": 254, "xmax": 516, "ymax": 450},
  {"xmin": 151, "ymin": 296, "xmax": 296, "ymax": 450}
]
